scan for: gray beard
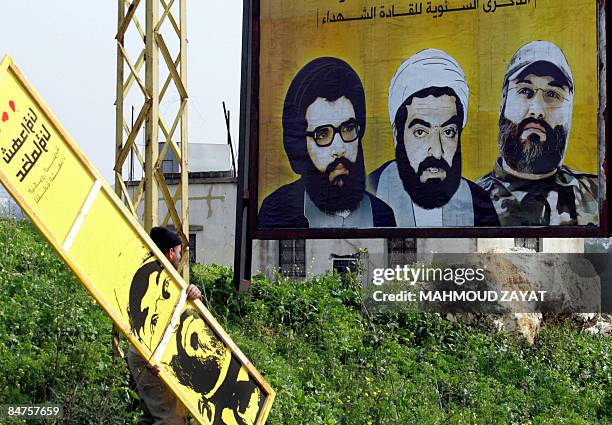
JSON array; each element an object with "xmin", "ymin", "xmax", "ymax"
[{"xmin": 498, "ymin": 115, "xmax": 567, "ymax": 175}]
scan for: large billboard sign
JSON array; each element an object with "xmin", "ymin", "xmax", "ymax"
[
  {"xmin": 246, "ymin": 0, "xmax": 609, "ymax": 238},
  {"xmin": 0, "ymin": 56, "xmax": 275, "ymax": 425}
]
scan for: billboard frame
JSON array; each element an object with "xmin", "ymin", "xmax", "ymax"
[{"xmin": 236, "ymin": 0, "xmax": 611, "ymax": 246}]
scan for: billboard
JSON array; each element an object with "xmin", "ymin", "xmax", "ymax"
[
  {"xmin": 247, "ymin": 0, "xmax": 609, "ymax": 238},
  {"xmin": 0, "ymin": 56, "xmax": 275, "ymax": 425}
]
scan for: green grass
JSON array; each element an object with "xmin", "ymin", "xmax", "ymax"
[
  {"xmin": 0, "ymin": 218, "xmax": 136, "ymax": 424},
  {"xmin": 0, "ymin": 218, "xmax": 610, "ymax": 424}
]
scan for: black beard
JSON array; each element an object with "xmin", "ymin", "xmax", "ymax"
[
  {"xmin": 302, "ymin": 147, "xmax": 365, "ymax": 214},
  {"xmin": 396, "ymin": 142, "xmax": 462, "ymax": 209},
  {"xmin": 498, "ymin": 116, "xmax": 567, "ymax": 174}
]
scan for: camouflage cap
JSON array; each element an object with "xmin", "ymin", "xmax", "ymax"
[{"xmin": 503, "ymin": 40, "xmax": 574, "ymax": 93}]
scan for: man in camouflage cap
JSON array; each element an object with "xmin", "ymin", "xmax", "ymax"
[{"xmin": 477, "ymin": 41, "xmax": 598, "ymax": 226}]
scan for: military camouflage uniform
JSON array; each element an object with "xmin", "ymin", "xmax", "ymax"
[{"xmin": 476, "ymin": 159, "xmax": 599, "ymax": 226}]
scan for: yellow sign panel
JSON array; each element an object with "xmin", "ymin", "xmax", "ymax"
[{"xmin": 0, "ymin": 56, "xmax": 274, "ymax": 425}]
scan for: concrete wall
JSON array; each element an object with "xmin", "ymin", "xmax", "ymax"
[
  {"xmin": 542, "ymin": 238, "xmax": 585, "ymax": 253},
  {"xmin": 477, "ymin": 238, "xmax": 585, "ymax": 253},
  {"xmin": 252, "ymin": 238, "xmax": 386, "ymax": 280},
  {"xmin": 128, "ymin": 175, "xmax": 237, "ymax": 266},
  {"xmin": 307, "ymin": 239, "xmax": 386, "ymax": 276},
  {"xmin": 253, "ymin": 238, "xmax": 481, "ymax": 280},
  {"xmin": 477, "ymin": 238, "xmax": 515, "ymax": 252},
  {"xmin": 417, "ymin": 238, "xmax": 477, "ymax": 263},
  {"xmin": 252, "ymin": 240, "xmax": 279, "ymax": 277}
]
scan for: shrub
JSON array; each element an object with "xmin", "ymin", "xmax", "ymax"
[
  {"xmin": 0, "ymin": 218, "xmax": 137, "ymax": 424},
  {"xmin": 1, "ymin": 218, "xmax": 610, "ymax": 424}
]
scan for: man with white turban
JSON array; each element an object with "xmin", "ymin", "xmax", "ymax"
[
  {"xmin": 369, "ymin": 48, "xmax": 500, "ymax": 227},
  {"xmin": 477, "ymin": 41, "xmax": 598, "ymax": 226}
]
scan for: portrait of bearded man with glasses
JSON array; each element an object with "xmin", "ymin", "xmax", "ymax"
[
  {"xmin": 257, "ymin": 57, "xmax": 396, "ymax": 228},
  {"xmin": 477, "ymin": 41, "xmax": 598, "ymax": 226}
]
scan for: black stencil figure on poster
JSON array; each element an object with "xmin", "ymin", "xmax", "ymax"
[
  {"xmin": 128, "ymin": 257, "xmax": 172, "ymax": 352},
  {"xmin": 168, "ymin": 308, "xmax": 264, "ymax": 424}
]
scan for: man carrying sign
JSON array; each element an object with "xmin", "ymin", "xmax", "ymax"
[
  {"xmin": 126, "ymin": 226, "xmax": 202, "ymax": 425},
  {"xmin": 0, "ymin": 56, "xmax": 274, "ymax": 424}
]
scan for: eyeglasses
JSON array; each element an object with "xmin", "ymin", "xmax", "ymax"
[
  {"xmin": 510, "ymin": 85, "xmax": 570, "ymax": 107},
  {"xmin": 305, "ymin": 119, "xmax": 360, "ymax": 147}
]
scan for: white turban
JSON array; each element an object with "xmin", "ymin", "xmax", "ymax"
[{"xmin": 388, "ymin": 48, "xmax": 469, "ymax": 128}]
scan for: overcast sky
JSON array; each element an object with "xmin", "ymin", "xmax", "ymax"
[{"xmin": 0, "ymin": 1, "xmax": 243, "ymax": 183}]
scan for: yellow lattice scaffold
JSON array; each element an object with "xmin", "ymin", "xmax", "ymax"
[{"xmin": 113, "ymin": 0, "xmax": 189, "ymax": 356}]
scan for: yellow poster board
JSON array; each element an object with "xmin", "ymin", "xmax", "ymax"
[
  {"xmin": 0, "ymin": 56, "xmax": 274, "ymax": 425},
  {"xmin": 255, "ymin": 0, "xmax": 603, "ymax": 232}
]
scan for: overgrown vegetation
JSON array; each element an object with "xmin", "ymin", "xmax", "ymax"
[
  {"xmin": 1, "ymin": 218, "xmax": 610, "ymax": 424},
  {"xmin": 0, "ymin": 218, "xmax": 136, "ymax": 424}
]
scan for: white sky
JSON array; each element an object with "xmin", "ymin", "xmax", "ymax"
[{"xmin": 0, "ymin": 1, "xmax": 243, "ymax": 183}]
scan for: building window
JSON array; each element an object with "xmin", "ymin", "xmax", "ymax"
[
  {"xmin": 387, "ymin": 238, "xmax": 417, "ymax": 267},
  {"xmin": 279, "ymin": 239, "xmax": 306, "ymax": 277},
  {"xmin": 189, "ymin": 233, "xmax": 197, "ymax": 263},
  {"xmin": 514, "ymin": 238, "xmax": 541, "ymax": 252},
  {"xmin": 331, "ymin": 254, "xmax": 359, "ymax": 276}
]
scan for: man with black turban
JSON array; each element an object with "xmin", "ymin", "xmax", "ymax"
[{"xmin": 257, "ymin": 57, "xmax": 396, "ymax": 228}]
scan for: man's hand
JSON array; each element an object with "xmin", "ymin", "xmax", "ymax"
[
  {"xmin": 186, "ymin": 284, "xmax": 202, "ymax": 301},
  {"xmin": 146, "ymin": 364, "xmax": 161, "ymax": 377}
]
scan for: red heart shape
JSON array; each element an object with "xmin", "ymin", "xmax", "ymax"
[
  {"xmin": 9, "ymin": 100, "xmax": 15, "ymax": 112},
  {"xmin": 1, "ymin": 112, "xmax": 8, "ymax": 122}
]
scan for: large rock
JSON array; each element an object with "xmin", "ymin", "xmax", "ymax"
[{"xmin": 432, "ymin": 249, "xmax": 602, "ymax": 343}]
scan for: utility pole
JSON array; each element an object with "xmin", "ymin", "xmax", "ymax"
[{"xmin": 114, "ymin": 0, "xmax": 189, "ymax": 356}]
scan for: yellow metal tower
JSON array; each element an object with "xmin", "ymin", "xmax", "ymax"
[
  {"xmin": 114, "ymin": 0, "xmax": 189, "ymax": 275},
  {"xmin": 113, "ymin": 0, "xmax": 189, "ymax": 356}
]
